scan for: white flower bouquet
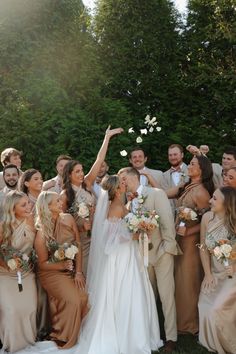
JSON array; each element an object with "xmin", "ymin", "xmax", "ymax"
[
  {"xmin": 210, "ymin": 239, "xmax": 236, "ymax": 279},
  {"xmin": 0, "ymin": 244, "xmax": 37, "ymax": 292}
]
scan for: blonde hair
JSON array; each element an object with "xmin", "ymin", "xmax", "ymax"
[
  {"xmin": 2, "ymin": 190, "xmax": 27, "ymax": 245},
  {"xmin": 220, "ymin": 187, "xmax": 236, "ymax": 237},
  {"xmin": 35, "ymin": 191, "xmax": 58, "ymax": 242},
  {"xmin": 101, "ymin": 175, "xmax": 120, "ymax": 201}
]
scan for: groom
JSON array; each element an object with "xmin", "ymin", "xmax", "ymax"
[{"xmin": 118, "ymin": 167, "xmax": 181, "ymax": 353}]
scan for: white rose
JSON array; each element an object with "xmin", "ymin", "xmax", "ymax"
[
  {"xmin": 129, "ymin": 216, "xmax": 140, "ymax": 228},
  {"xmin": 190, "ymin": 210, "xmax": 198, "ymax": 220},
  {"xmin": 22, "ymin": 254, "xmax": 29, "ymax": 262},
  {"xmin": 78, "ymin": 203, "xmax": 90, "ymax": 218},
  {"xmin": 220, "ymin": 244, "xmax": 232, "ymax": 258},
  {"xmin": 65, "ymin": 246, "xmax": 78, "ymax": 260},
  {"xmin": 7, "ymin": 259, "xmax": 18, "ymax": 271},
  {"xmin": 213, "ymin": 246, "xmax": 222, "ymax": 259}
]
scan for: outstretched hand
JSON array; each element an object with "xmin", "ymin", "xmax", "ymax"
[{"xmin": 105, "ymin": 125, "xmax": 124, "ymax": 139}]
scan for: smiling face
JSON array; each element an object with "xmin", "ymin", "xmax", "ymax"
[
  {"xmin": 209, "ymin": 189, "xmax": 225, "ymax": 215},
  {"xmin": 25, "ymin": 172, "xmax": 43, "ymax": 194},
  {"xmin": 168, "ymin": 147, "xmax": 183, "ymax": 167},
  {"xmin": 129, "ymin": 150, "xmax": 147, "ymax": 170},
  {"xmin": 70, "ymin": 164, "xmax": 84, "ymax": 186},
  {"xmin": 187, "ymin": 157, "xmax": 202, "ymax": 179},
  {"xmin": 223, "ymin": 168, "xmax": 236, "ymax": 188},
  {"xmin": 56, "ymin": 159, "xmax": 70, "ymax": 177},
  {"xmin": 14, "ymin": 195, "xmax": 31, "ymax": 219},
  {"xmin": 4, "ymin": 167, "xmax": 19, "ymax": 188},
  {"xmin": 222, "ymin": 153, "xmax": 236, "ymax": 170},
  {"xmin": 48, "ymin": 194, "xmax": 62, "ymax": 215}
]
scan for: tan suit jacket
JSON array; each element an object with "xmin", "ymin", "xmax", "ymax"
[
  {"xmin": 212, "ymin": 163, "xmax": 222, "ymax": 189},
  {"xmin": 143, "ymin": 167, "xmax": 163, "ymax": 187},
  {"xmin": 0, "ymin": 172, "xmax": 5, "ymax": 190},
  {"xmin": 141, "ymin": 186, "xmax": 181, "ymax": 266},
  {"xmin": 161, "ymin": 163, "xmax": 189, "ymax": 216}
]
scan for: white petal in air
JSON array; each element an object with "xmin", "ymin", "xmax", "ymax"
[
  {"xmin": 144, "ymin": 115, "xmax": 151, "ymax": 124},
  {"xmin": 128, "ymin": 127, "xmax": 135, "ymax": 133},
  {"xmin": 120, "ymin": 150, "xmax": 128, "ymax": 157},
  {"xmin": 156, "ymin": 126, "xmax": 162, "ymax": 132},
  {"xmin": 140, "ymin": 128, "xmax": 148, "ymax": 135},
  {"xmin": 149, "ymin": 126, "xmax": 154, "ymax": 133},
  {"xmin": 136, "ymin": 136, "xmax": 143, "ymax": 143}
]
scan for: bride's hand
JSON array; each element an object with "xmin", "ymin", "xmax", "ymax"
[
  {"xmin": 105, "ymin": 125, "xmax": 124, "ymax": 139},
  {"xmin": 201, "ymin": 274, "xmax": 217, "ymax": 294}
]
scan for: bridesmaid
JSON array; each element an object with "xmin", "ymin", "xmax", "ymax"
[
  {"xmin": 18, "ymin": 168, "xmax": 43, "ymax": 212},
  {"xmin": 198, "ymin": 186, "xmax": 236, "ymax": 354},
  {"xmin": 18, "ymin": 168, "xmax": 49, "ymax": 339},
  {"xmin": 0, "ymin": 191, "xmax": 37, "ymax": 352},
  {"xmin": 171, "ymin": 155, "xmax": 215, "ymax": 334},
  {"xmin": 60, "ymin": 126, "xmax": 123, "ymax": 275},
  {"xmin": 34, "ymin": 191, "xmax": 88, "ymax": 349}
]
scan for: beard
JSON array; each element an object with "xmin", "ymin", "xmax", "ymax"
[
  {"xmin": 170, "ymin": 160, "xmax": 182, "ymax": 168},
  {"xmin": 5, "ymin": 180, "xmax": 18, "ymax": 189}
]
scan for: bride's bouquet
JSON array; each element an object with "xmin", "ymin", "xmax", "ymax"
[
  {"xmin": 177, "ymin": 207, "xmax": 198, "ymax": 227},
  {"xmin": 0, "ymin": 244, "xmax": 37, "ymax": 292},
  {"xmin": 125, "ymin": 209, "xmax": 160, "ymax": 267}
]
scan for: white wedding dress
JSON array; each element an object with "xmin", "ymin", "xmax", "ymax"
[{"xmin": 7, "ymin": 190, "xmax": 162, "ymax": 354}]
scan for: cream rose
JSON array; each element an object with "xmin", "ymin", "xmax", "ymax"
[
  {"xmin": 213, "ymin": 246, "xmax": 222, "ymax": 259},
  {"xmin": 220, "ymin": 244, "xmax": 232, "ymax": 258},
  {"xmin": 78, "ymin": 203, "xmax": 90, "ymax": 218},
  {"xmin": 7, "ymin": 258, "xmax": 18, "ymax": 271},
  {"xmin": 65, "ymin": 245, "xmax": 78, "ymax": 260},
  {"xmin": 54, "ymin": 249, "xmax": 65, "ymax": 261}
]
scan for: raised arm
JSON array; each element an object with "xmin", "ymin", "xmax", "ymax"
[{"xmin": 84, "ymin": 126, "xmax": 123, "ymax": 189}]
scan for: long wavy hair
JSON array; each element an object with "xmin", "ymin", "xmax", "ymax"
[
  {"xmin": 18, "ymin": 169, "xmax": 39, "ymax": 194},
  {"xmin": 62, "ymin": 160, "xmax": 88, "ymax": 210},
  {"xmin": 2, "ymin": 190, "xmax": 27, "ymax": 245},
  {"xmin": 179, "ymin": 155, "xmax": 215, "ymax": 197},
  {"xmin": 220, "ymin": 186, "xmax": 236, "ymax": 237},
  {"xmin": 35, "ymin": 191, "xmax": 57, "ymax": 242}
]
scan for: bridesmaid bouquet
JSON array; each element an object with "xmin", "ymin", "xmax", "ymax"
[
  {"xmin": 47, "ymin": 240, "xmax": 79, "ymax": 275},
  {"xmin": 125, "ymin": 209, "xmax": 160, "ymax": 267},
  {"xmin": 177, "ymin": 207, "xmax": 198, "ymax": 227},
  {"xmin": 0, "ymin": 244, "xmax": 37, "ymax": 292},
  {"xmin": 211, "ymin": 240, "xmax": 236, "ymax": 279},
  {"xmin": 69, "ymin": 200, "xmax": 93, "ymax": 236}
]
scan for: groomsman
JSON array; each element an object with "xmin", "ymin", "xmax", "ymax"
[
  {"xmin": 0, "ymin": 148, "xmax": 22, "ymax": 189},
  {"xmin": 129, "ymin": 148, "xmax": 163, "ymax": 187},
  {"xmin": 43, "ymin": 154, "xmax": 72, "ymax": 194},
  {"xmin": 119, "ymin": 167, "xmax": 181, "ymax": 353},
  {"xmin": 161, "ymin": 144, "xmax": 188, "ymax": 217},
  {"xmin": 0, "ymin": 164, "xmax": 20, "ymax": 219}
]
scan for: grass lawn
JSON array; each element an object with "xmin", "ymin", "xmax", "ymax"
[{"xmin": 153, "ymin": 334, "xmax": 210, "ymax": 353}]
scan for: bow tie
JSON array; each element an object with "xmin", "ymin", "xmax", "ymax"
[
  {"xmin": 170, "ymin": 166, "xmax": 182, "ymax": 173},
  {"xmin": 127, "ymin": 192, "xmax": 139, "ymax": 202}
]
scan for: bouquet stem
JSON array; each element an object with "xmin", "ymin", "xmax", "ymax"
[
  {"xmin": 223, "ymin": 259, "xmax": 232, "ymax": 279},
  {"xmin": 17, "ymin": 271, "xmax": 23, "ymax": 292}
]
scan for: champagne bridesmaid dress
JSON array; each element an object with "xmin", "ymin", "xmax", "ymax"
[
  {"xmin": 0, "ymin": 221, "xmax": 37, "ymax": 352},
  {"xmin": 38, "ymin": 214, "xmax": 88, "ymax": 349},
  {"xmin": 198, "ymin": 218, "xmax": 236, "ymax": 354}
]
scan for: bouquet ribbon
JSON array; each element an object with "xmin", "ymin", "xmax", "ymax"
[
  {"xmin": 17, "ymin": 271, "xmax": 23, "ymax": 292},
  {"xmin": 223, "ymin": 259, "xmax": 232, "ymax": 279},
  {"xmin": 139, "ymin": 232, "xmax": 149, "ymax": 267}
]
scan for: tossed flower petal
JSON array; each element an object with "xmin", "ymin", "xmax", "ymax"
[
  {"xmin": 156, "ymin": 126, "xmax": 162, "ymax": 132},
  {"xmin": 120, "ymin": 150, "xmax": 128, "ymax": 157},
  {"xmin": 144, "ymin": 115, "xmax": 151, "ymax": 124},
  {"xmin": 136, "ymin": 136, "xmax": 143, "ymax": 143},
  {"xmin": 149, "ymin": 126, "xmax": 154, "ymax": 133},
  {"xmin": 140, "ymin": 128, "xmax": 148, "ymax": 135},
  {"xmin": 128, "ymin": 127, "xmax": 135, "ymax": 133}
]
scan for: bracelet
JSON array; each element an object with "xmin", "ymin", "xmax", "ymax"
[{"xmin": 76, "ymin": 271, "xmax": 83, "ymax": 276}]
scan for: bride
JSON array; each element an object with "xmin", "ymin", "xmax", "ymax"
[
  {"xmin": 76, "ymin": 174, "xmax": 163, "ymax": 354},
  {"xmin": 12, "ymin": 175, "xmax": 162, "ymax": 354}
]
